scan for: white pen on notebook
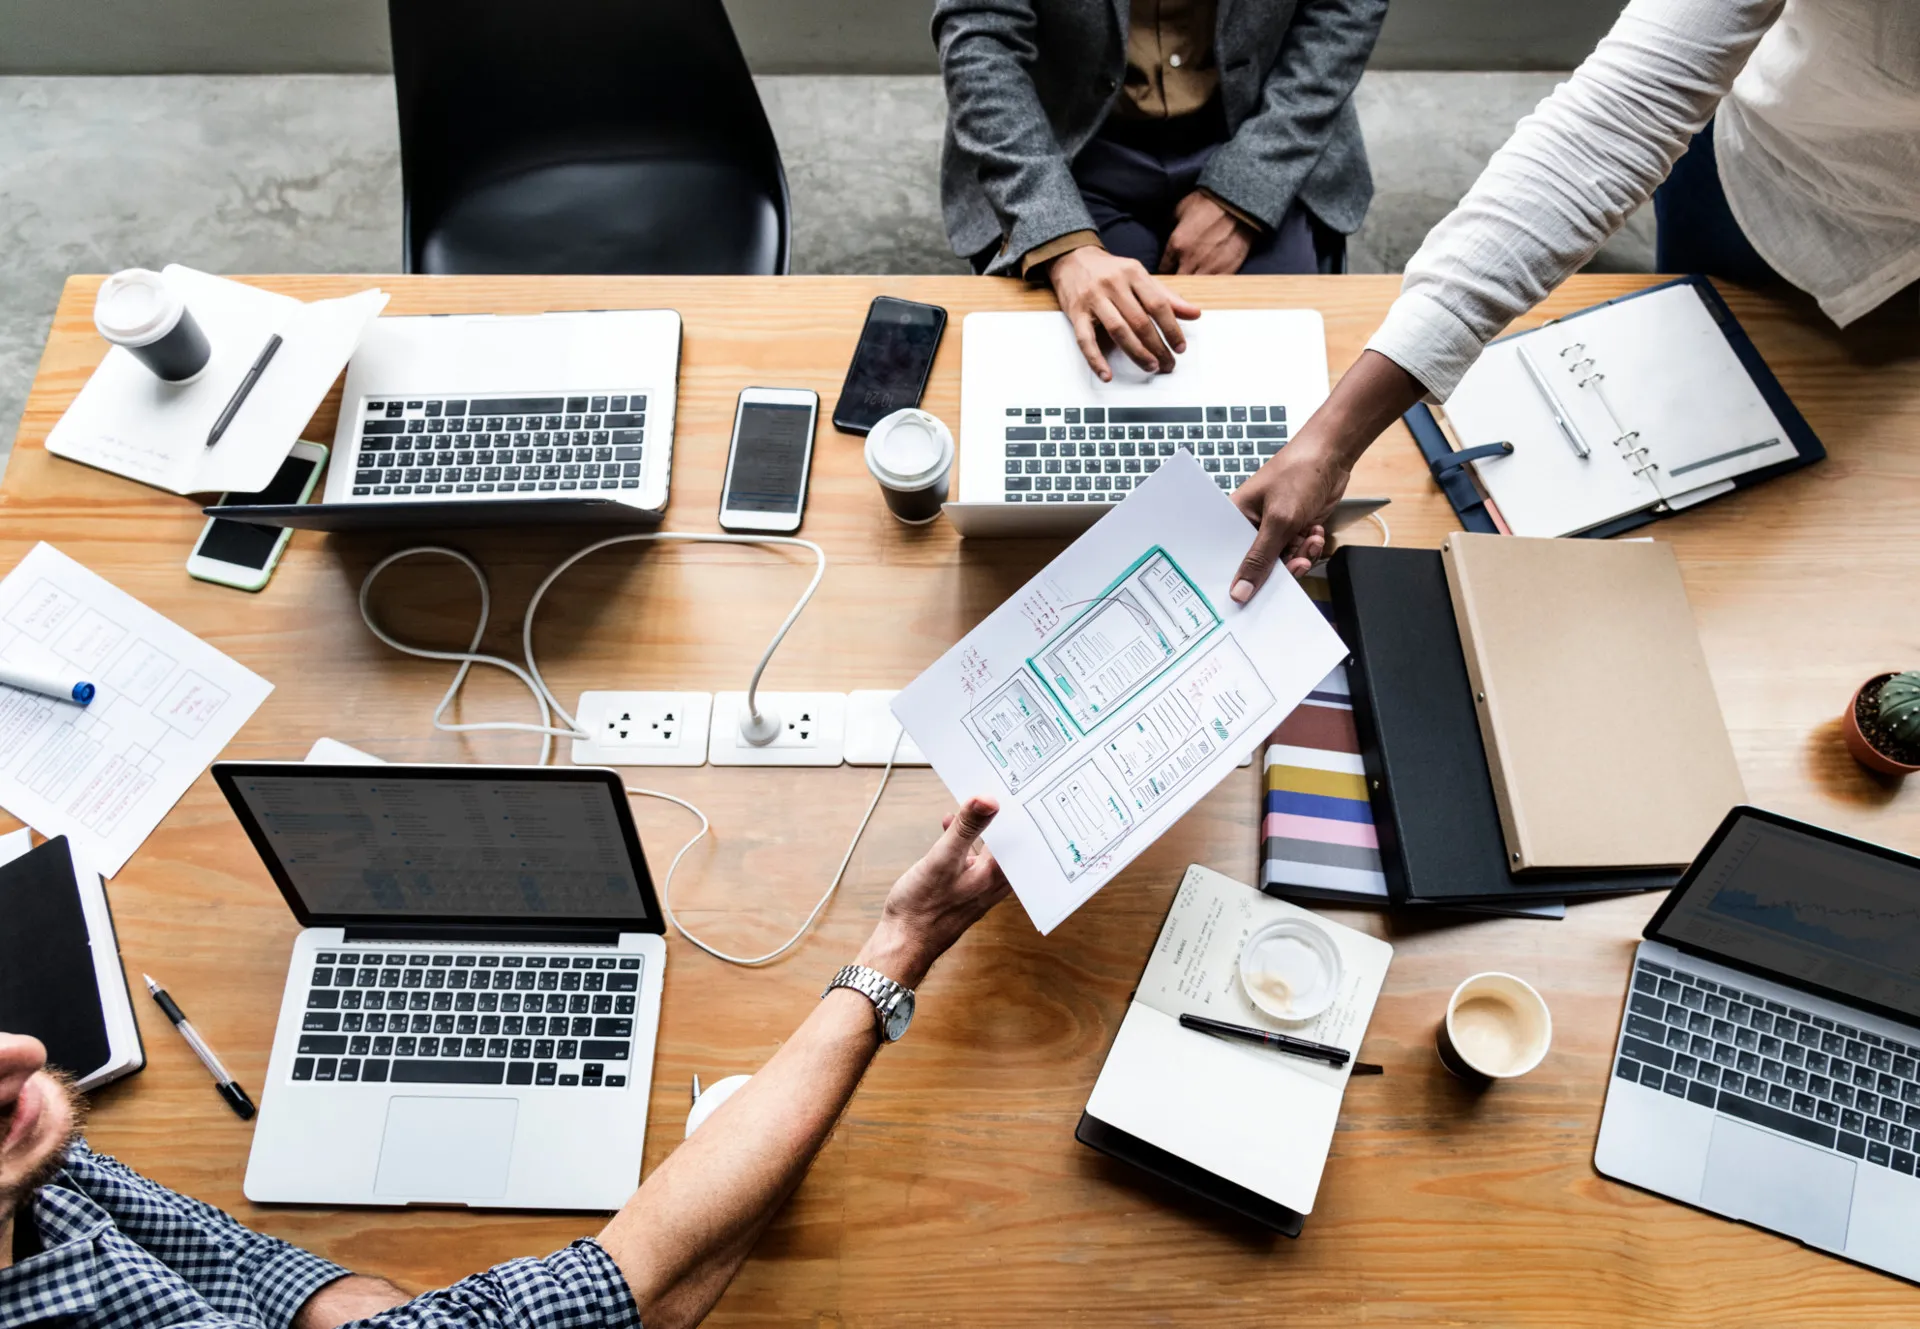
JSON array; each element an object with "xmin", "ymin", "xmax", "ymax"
[
  {"xmin": 0, "ymin": 661, "xmax": 94, "ymax": 705},
  {"xmin": 1517, "ymin": 344, "xmax": 1590, "ymax": 459}
]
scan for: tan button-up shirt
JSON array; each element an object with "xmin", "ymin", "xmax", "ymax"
[
  {"xmin": 1114, "ymin": 0, "xmax": 1220, "ymax": 121},
  {"xmin": 1018, "ymin": 0, "xmax": 1259, "ymax": 276}
]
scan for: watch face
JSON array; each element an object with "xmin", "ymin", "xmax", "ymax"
[{"xmin": 883, "ymin": 989, "xmax": 915, "ymax": 1041}]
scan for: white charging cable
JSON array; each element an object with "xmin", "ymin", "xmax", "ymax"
[{"xmin": 358, "ymin": 533, "xmax": 894, "ymax": 966}]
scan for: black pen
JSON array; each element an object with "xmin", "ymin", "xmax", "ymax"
[
  {"xmin": 1179, "ymin": 1012, "xmax": 1352, "ymax": 1068},
  {"xmin": 144, "ymin": 974, "xmax": 256, "ymax": 1119},
  {"xmin": 205, "ymin": 333, "xmax": 282, "ymax": 447}
]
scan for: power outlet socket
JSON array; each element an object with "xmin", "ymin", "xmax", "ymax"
[
  {"xmin": 845, "ymin": 690, "xmax": 930, "ymax": 767},
  {"xmin": 708, "ymin": 691, "xmax": 847, "ymax": 767},
  {"xmin": 570, "ymin": 691, "xmax": 713, "ymax": 767}
]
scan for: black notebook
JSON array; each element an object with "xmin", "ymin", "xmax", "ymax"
[
  {"xmin": 1326, "ymin": 547, "xmax": 1677, "ymax": 906},
  {"xmin": 0, "ymin": 835, "xmax": 144, "ymax": 1089}
]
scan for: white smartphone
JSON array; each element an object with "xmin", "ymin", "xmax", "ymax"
[
  {"xmin": 186, "ymin": 440, "xmax": 327, "ymax": 591},
  {"xmin": 718, "ymin": 387, "xmax": 819, "ymax": 534}
]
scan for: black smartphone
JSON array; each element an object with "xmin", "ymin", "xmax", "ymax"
[{"xmin": 831, "ymin": 296, "xmax": 948, "ymax": 435}]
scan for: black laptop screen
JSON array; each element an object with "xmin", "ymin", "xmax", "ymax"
[
  {"xmin": 1651, "ymin": 814, "xmax": 1920, "ymax": 1022},
  {"xmin": 224, "ymin": 771, "xmax": 653, "ymax": 925}
]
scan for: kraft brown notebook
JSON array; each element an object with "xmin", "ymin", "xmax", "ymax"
[{"xmin": 1440, "ymin": 533, "xmax": 1746, "ymax": 871}]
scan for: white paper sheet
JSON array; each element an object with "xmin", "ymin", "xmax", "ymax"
[
  {"xmin": 1085, "ymin": 865, "xmax": 1393, "ymax": 1214},
  {"xmin": 0, "ymin": 543, "xmax": 273, "ymax": 876},
  {"xmin": 893, "ymin": 451, "xmax": 1348, "ymax": 933},
  {"xmin": 47, "ymin": 267, "xmax": 387, "ymax": 496}
]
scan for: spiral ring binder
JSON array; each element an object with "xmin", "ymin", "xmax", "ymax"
[{"xmin": 1408, "ymin": 276, "xmax": 1826, "ymax": 539}]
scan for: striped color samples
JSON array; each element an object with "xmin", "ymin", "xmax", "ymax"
[{"xmin": 1260, "ymin": 577, "xmax": 1388, "ymax": 902}]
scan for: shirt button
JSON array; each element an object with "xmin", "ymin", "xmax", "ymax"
[{"xmin": 1169, "ymin": 53, "xmax": 1183, "ymax": 68}]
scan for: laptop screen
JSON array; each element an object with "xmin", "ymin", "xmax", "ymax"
[
  {"xmin": 1650, "ymin": 811, "xmax": 1920, "ymax": 1024},
  {"xmin": 216, "ymin": 765, "xmax": 658, "ymax": 930}
]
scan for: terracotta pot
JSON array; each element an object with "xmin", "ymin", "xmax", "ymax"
[{"xmin": 1843, "ymin": 673, "xmax": 1920, "ymax": 777}]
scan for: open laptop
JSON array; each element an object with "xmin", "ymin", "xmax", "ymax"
[
  {"xmin": 213, "ymin": 761, "xmax": 667, "ymax": 1211},
  {"xmin": 952, "ymin": 308, "xmax": 1332, "ymax": 526},
  {"xmin": 208, "ymin": 309, "xmax": 680, "ymax": 531},
  {"xmin": 1597, "ymin": 805, "xmax": 1920, "ymax": 1281}
]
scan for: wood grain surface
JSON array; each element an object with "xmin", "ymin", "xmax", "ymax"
[{"xmin": 7, "ymin": 274, "xmax": 1920, "ymax": 1326}]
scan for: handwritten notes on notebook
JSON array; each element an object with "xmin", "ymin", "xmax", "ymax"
[
  {"xmin": 893, "ymin": 452, "xmax": 1347, "ymax": 934},
  {"xmin": 0, "ymin": 544, "xmax": 271, "ymax": 875}
]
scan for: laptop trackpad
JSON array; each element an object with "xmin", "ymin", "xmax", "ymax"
[
  {"xmin": 375, "ymin": 1097, "xmax": 517, "ymax": 1199},
  {"xmin": 1699, "ymin": 1116, "xmax": 1854, "ymax": 1250}
]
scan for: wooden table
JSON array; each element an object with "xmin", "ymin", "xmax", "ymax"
[{"xmin": 9, "ymin": 274, "xmax": 1920, "ymax": 1326}]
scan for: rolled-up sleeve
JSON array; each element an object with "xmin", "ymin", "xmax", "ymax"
[
  {"xmin": 346, "ymin": 1240, "xmax": 640, "ymax": 1329},
  {"xmin": 1366, "ymin": 0, "xmax": 1781, "ymax": 400}
]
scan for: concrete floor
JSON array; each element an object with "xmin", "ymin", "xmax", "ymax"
[{"xmin": 0, "ymin": 73, "xmax": 1655, "ymax": 462}]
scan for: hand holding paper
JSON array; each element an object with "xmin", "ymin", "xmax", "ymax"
[{"xmin": 893, "ymin": 451, "xmax": 1348, "ymax": 934}]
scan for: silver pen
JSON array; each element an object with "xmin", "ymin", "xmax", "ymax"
[
  {"xmin": 1517, "ymin": 345, "xmax": 1590, "ymax": 458},
  {"xmin": 145, "ymin": 974, "xmax": 256, "ymax": 1120}
]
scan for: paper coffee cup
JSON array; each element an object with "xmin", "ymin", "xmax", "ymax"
[
  {"xmin": 865, "ymin": 408, "xmax": 953, "ymax": 525},
  {"xmin": 1436, "ymin": 971, "xmax": 1552, "ymax": 1081},
  {"xmin": 94, "ymin": 268, "xmax": 212, "ymax": 383}
]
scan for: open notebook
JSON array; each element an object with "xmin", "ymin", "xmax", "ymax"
[
  {"xmin": 1080, "ymin": 865, "xmax": 1391, "ymax": 1226},
  {"xmin": 1437, "ymin": 281, "xmax": 1812, "ymax": 538}
]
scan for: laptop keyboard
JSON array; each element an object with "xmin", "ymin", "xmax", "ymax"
[
  {"xmin": 1616, "ymin": 958, "xmax": 1920, "ymax": 1175},
  {"xmin": 295, "ymin": 949, "xmax": 642, "ymax": 1089},
  {"xmin": 351, "ymin": 394, "xmax": 647, "ymax": 499},
  {"xmin": 1001, "ymin": 404, "xmax": 1287, "ymax": 502}
]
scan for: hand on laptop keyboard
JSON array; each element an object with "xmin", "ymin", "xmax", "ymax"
[{"xmin": 1047, "ymin": 247, "xmax": 1200, "ymax": 381}]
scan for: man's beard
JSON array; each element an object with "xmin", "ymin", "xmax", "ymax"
[{"xmin": 0, "ymin": 1069, "xmax": 88, "ymax": 1219}]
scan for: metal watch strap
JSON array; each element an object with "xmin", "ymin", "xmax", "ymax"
[{"xmin": 822, "ymin": 963, "xmax": 909, "ymax": 1039}]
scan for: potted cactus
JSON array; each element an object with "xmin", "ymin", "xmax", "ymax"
[{"xmin": 1843, "ymin": 669, "xmax": 1920, "ymax": 776}]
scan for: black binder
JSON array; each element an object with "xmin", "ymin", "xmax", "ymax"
[
  {"xmin": 1407, "ymin": 275, "xmax": 1826, "ymax": 538},
  {"xmin": 1326, "ymin": 546, "xmax": 1677, "ymax": 905},
  {"xmin": 0, "ymin": 836, "xmax": 143, "ymax": 1085}
]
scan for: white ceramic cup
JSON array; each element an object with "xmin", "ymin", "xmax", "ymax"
[
  {"xmin": 1436, "ymin": 972, "xmax": 1552, "ymax": 1080},
  {"xmin": 93, "ymin": 268, "xmax": 213, "ymax": 383},
  {"xmin": 685, "ymin": 1073, "xmax": 751, "ymax": 1137},
  {"xmin": 864, "ymin": 408, "xmax": 953, "ymax": 524}
]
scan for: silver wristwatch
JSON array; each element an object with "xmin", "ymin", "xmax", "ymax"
[{"xmin": 822, "ymin": 964, "xmax": 916, "ymax": 1042}]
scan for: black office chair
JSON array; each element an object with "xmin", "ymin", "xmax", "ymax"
[{"xmin": 388, "ymin": 0, "xmax": 791, "ymax": 275}]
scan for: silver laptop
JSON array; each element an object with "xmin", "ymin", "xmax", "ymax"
[
  {"xmin": 208, "ymin": 309, "xmax": 680, "ymax": 531},
  {"xmin": 1597, "ymin": 806, "xmax": 1920, "ymax": 1281},
  {"xmin": 953, "ymin": 308, "xmax": 1330, "ymax": 518},
  {"xmin": 213, "ymin": 761, "xmax": 667, "ymax": 1212}
]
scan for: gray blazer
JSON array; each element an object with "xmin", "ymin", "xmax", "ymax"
[{"xmin": 934, "ymin": 0, "xmax": 1386, "ymax": 273}]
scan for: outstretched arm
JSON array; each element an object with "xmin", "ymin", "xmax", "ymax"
[
  {"xmin": 1227, "ymin": 0, "xmax": 1783, "ymax": 601},
  {"xmin": 596, "ymin": 798, "xmax": 1012, "ymax": 1329}
]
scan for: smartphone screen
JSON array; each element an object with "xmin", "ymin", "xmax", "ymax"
[
  {"xmin": 832, "ymin": 297, "xmax": 946, "ymax": 434},
  {"xmin": 724, "ymin": 401, "xmax": 815, "ymax": 515},
  {"xmin": 200, "ymin": 452, "xmax": 319, "ymax": 568}
]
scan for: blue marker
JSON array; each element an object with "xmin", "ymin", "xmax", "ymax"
[{"xmin": 0, "ymin": 661, "xmax": 94, "ymax": 705}]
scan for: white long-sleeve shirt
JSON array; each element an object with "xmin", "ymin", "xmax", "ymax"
[{"xmin": 1369, "ymin": 0, "xmax": 1920, "ymax": 400}]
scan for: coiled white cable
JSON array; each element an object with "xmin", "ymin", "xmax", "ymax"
[{"xmin": 357, "ymin": 533, "xmax": 893, "ymax": 966}]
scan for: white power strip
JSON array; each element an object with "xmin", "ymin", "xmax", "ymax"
[
  {"xmin": 708, "ymin": 691, "xmax": 848, "ymax": 767},
  {"xmin": 570, "ymin": 691, "xmax": 713, "ymax": 767},
  {"xmin": 845, "ymin": 690, "xmax": 929, "ymax": 766}
]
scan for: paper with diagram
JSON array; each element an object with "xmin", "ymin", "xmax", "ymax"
[
  {"xmin": 0, "ymin": 543, "xmax": 272, "ymax": 876},
  {"xmin": 893, "ymin": 451, "xmax": 1348, "ymax": 933}
]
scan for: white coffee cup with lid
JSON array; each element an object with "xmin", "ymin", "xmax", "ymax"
[
  {"xmin": 93, "ymin": 268, "xmax": 213, "ymax": 383},
  {"xmin": 864, "ymin": 408, "xmax": 954, "ymax": 525}
]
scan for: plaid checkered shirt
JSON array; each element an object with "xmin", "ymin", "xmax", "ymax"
[{"xmin": 0, "ymin": 1141, "xmax": 642, "ymax": 1328}]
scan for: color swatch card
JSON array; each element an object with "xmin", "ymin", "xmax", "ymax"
[
  {"xmin": 0, "ymin": 543, "xmax": 272, "ymax": 875},
  {"xmin": 893, "ymin": 452, "xmax": 1348, "ymax": 934},
  {"xmin": 1260, "ymin": 575, "xmax": 1387, "ymax": 903}
]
